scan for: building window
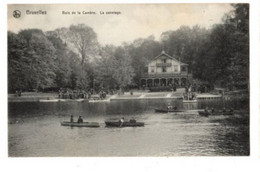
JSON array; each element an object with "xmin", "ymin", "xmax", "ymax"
[
  {"xmin": 162, "ymin": 59, "xmax": 166, "ymax": 63},
  {"xmin": 162, "ymin": 67, "xmax": 166, "ymax": 72},
  {"xmin": 181, "ymin": 66, "xmax": 186, "ymax": 72},
  {"xmin": 174, "ymin": 65, "xmax": 178, "ymax": 72},
  {"xmin": 151, "ymin": 67, "xmax": 154, "ymax": 73}
]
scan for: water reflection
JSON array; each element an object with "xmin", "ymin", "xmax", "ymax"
[{"xmin": 8, "ymin": 98, "xmax": 249, "ymax": 156}]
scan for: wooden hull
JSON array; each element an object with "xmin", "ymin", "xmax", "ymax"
[
  {"xmin": 155, "ymin": 109, "xmax": 185, "ymax": 113},
  {"xmin": 105, "ymin": 121, "xmax": 144, "ymax": 127},
  {"xmin": 61, "ymin": 121, "xmax": 100, "ymax": 127},
  {"xmin": 198, "ymin": 111, "xmax": 210, "ymax": 117}
]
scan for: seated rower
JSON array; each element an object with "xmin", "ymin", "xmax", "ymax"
[
  {"xmin": 167, "ymin": 103, "xmax": 173, "ymax": 110},
  {"xmin": 77, "ymin": 116, "xmax": 83, "ymax": 123},
  {"xmin": 129, "ymin": 118, "xmax": 136, "ymax": 123},
  {"xmin": 70, "ymin": 115, "xmax": 74, "ymax": 122}
]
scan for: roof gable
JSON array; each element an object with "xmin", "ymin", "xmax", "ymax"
[{"xmin": 152, "ymin": 51, "xmax": 188, "ymax": 65}]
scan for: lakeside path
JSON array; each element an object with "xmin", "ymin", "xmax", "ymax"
[
  {"xmin": 8, "ymin": 89, "xmax": 222, "ymax": 102},
  {"xmin": 110, "ymin": 92, "xmax": 222, "ymax": 100}
]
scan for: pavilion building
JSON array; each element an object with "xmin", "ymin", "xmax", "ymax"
[{"xmin": 140, "ymin": 51, "xmax": 192, "ymax": 90}]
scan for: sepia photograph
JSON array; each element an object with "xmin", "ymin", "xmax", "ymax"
[{"xmin": 7, "ymin": 3, "xmax": 250, "ymax": 157}]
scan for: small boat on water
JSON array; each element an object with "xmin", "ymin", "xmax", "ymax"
[
  {"xmin": 105, "ymin": 120, "xmax": 144, "ymax": 127},
  {"xmin": 198, "ymin": 110, "xmax": 234, "ymax": 117},
  {"xmin": 155, "ymin": 108, "xmax": 185, "ymax": 113},
  {"xmin": 61, "ymin": 121, "xmax": 100, "ymax": 127},
  {"xmin": 182, "ymin": 91, "xmax": 197, "ymax": 103}
]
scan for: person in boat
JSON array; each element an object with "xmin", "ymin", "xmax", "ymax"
[
  {"xmin": 77, "ymin": 116, "xmax": 83, "ymax": 123},
  {"xmin": 70, "ymin": 115, "xmax": 74, "ymax": 122},
  {"xmin": 119, "ymin": 117, "xmax": 124, "ymax": 127},
  {"xmin": 211, "ymin": 108, "xmax": 215, "ymax": 113},
  {"xmin": 129, "ymin": 118, "xmax": 136, "ymax": 123},
  {"xmin": 167, "ymin": 103, "xmax": 173, "ymax": 110},
  {"xmin": 173, "ymin": 106, "xmax": 177, "ymax": 110},
  {"xmin": 223, "ymin": 107, "xmax": 226, "ymax": 113},
  {"xmin": 204, "ymin": 107, "xmax": 209, "ymax": 113}
]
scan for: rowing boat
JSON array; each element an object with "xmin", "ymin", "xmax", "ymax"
[
  {"xmin": 61, "ymin": 121, "xmax": 100, "ymax": 127},
  {"xmin": 155, "ymin": 108, "xmax": 185, "ymax": 113},
  {"xmin": 105, "ymin": 120, "xmax": 144, "ymax": 127},
  {"xmin": 198, "ymin": 110, "xmax": 234, "ymax": 116}
]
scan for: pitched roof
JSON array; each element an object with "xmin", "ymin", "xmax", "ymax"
[{"xmin": 153, "ymin": 51, "xmax": 188, "ymax": 65}]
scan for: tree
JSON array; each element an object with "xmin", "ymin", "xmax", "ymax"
[
  {"xmin": 8, "ymin": 29, "xmax": 57, "ymax": 92},
  {"xmin": 125, "ymin": 36, "xmax": 161, "ymax": 86},
  {"xmin": 112, "ymin": 47, "xmax": 135, "ymax": 92},
  {"xmin": 67, "ymin": 24, "xmax": 99, "ymax": 65},
  {"xmin": 199, "ymin": 4, "xmax": 249, "ymax": 89},
  {"xmin": 8, "ymin": 31, "xmax": 27, "ymax": 92},
  {"xmin": 93, "ymin": 45, "xmax": 115, "ymax": 90}
]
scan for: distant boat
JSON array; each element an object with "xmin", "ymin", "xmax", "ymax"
[
  {"xmin": 198, "ymin": 111, "xmax": 210, "ymax": 117},
  {"xmin": 155, "ymin": 108, "xmax": 185, "ymax": 113},
  {"xmin": 60, "ymin": 121, "xmax": 100, "ymax": 127},
  {"xmin": 182, "ymin": 91, "xmax": 197, "ymax": 103},
  {"xmin": 198, "ymin": 110, "xmax": 234, "ymax": 117},
  {"xmin": 105, "ymin": 120, "xmax": 144, "ymax": 127}
]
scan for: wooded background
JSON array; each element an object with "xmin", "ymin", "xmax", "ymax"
[{"xmin": 8, "ymin": 4, "xmax": 249, "ymax": 93}]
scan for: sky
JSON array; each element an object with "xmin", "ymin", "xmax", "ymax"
[{"xmin": 8, "ymin": 4, "xmax": 233, "ymax": 46}]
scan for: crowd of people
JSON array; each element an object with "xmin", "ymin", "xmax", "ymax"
[{"xmin": 58, "ymin": 88, "xmax": 108, "ymax": 100}]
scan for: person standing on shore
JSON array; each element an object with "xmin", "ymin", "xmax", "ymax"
[{"xmin": 70, "ymin": 115, "xmax": 74, "ymax": 122}]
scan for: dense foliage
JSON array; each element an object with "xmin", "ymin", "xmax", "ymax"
[{"xmin": 8, "ymin": 4, "xmax": 249, "ymax": 93}]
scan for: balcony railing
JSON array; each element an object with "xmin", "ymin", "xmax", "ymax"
[
  {"xmin": 156, "ymin": 63, "xmax": 172, "ymax": 67},
  {"xmin": 141, "ymin": 72, "xmax": 190, "ymax": 78}
]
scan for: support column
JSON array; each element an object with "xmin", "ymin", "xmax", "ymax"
[{"xmin": 152, "ymin": 79, "xmax": 154, "ymax": 87}]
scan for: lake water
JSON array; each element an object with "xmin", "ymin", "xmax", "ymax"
[{"xmin": 8, "ymin": 98, "xmax": 249, "ymax": 157}]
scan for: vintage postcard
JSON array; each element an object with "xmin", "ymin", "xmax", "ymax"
[{"xmin": 7, "ymin": 3, "xmax": 250, "ymax": 157}]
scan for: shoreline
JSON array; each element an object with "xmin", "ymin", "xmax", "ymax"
[{"xmin": 7, "ymin": 91, "xmax": 230, "ymax": 102}]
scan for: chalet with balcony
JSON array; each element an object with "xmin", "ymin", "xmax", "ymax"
[{"xmin": 140, "ymin": 51, "xmax": 192, "ymax": 91}]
